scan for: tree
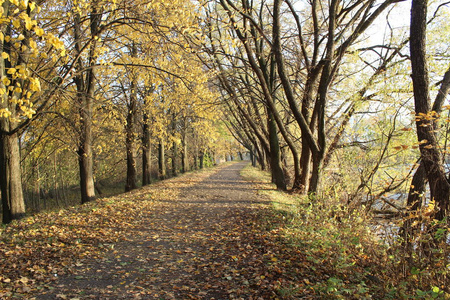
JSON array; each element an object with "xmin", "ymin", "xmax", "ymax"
[
  {"xmin": 409, "ymin": 0, "xmax": 450, "ymax": 221},
  {"xmin": 206, "ymin": 0, "xmax": 402, "ymax": 195},
  {"xmin": 0, "ymin": 0, "xmax": 65, "ymax": 223},
  {"xmin": 72, "ymin": 1, "xmax": 102, "ymax": 203}
]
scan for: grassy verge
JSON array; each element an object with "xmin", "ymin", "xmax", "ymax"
[{"xmin": 241, "ymin": 164, "xmax": 448, "ymax": 299}]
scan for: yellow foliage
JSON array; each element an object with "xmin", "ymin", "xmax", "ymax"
[{"xmin": 0, "ymin": 0, "xmax": 64, "ymax": 122}]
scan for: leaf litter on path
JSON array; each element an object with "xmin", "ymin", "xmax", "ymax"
[{"xmin": 1, "ymin": 162, "xmax": 317, "ymax": 299}]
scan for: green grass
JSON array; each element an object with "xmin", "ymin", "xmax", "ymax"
[{"xmin": 241, "ymin": 164, "xmax": 449, "ymax": 299}]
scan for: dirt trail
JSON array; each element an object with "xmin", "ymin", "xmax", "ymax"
[{"xmin": 37, "ymin": 161, "xmax": 280, "ymax": 299}]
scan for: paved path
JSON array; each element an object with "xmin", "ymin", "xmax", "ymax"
[{"xmin": 38, "ymin": 162, "xmax": 278, "ymax": 299}]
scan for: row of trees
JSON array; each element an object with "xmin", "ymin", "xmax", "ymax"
[
  {"xmin": 202, "ymin": 0, "xmax": 409, "ymax": 194},
  {"xmin": 200, "ymin": 0, "xmax": 449, "ymax": 224},
  {"xmin": 1, "ymin": 0, "xmax": 449, "ymax": 232},
  {"xmin": 0, "ymin": 0, "xmax": 241, "ymax": 224}
]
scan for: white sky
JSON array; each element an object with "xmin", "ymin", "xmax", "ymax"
[{"xmin": 367, "ymin": 1, "xmax": 411, "ymax": 45}]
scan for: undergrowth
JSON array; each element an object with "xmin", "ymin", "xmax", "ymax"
[{"xmin": 241, "ymin": 164, "xmax": 449, "ymax": 299}]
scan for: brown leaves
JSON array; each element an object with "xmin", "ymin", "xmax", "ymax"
[
  {"xmin": 0, "ymin": 165, "xmax": 220, "ymax": 299},
  {"xmin": 1, "ymin": 162, "xmax": 375, "ymax": 299}
]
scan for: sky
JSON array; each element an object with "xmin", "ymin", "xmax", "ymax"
[{"xmin": 367, "ymin": 0, "xmax": 411, "ymax": 45}]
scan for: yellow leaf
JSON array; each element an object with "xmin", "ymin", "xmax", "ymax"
[
  {"xmin": 12, "ymin": 19, "xmax": 21, "ymax": 29},
  {"xmin": 34, "ymin": 27, "xmax": 44, "ymax": 36},
  {"xmin": 20, "ymin": 0, "xmax": 29, "ymax": 9},
  {"xmin": 29, "ymin": 39, "xmax": 37, "ymax": 50},
  {"xmin": 30, "ymin": 78, "xmax": 41, "ymax": 92},
  {"xmin": 7, "ymin": 68, "xmax": 16, "ymax": 74},
  {"xmin": 0, "ymin": 108, "xmax": 12, "ymax": 118},
  {"xmin": 2, "ymin": 76, "xmax": 10, "ymax": 86},
  {"xmin": 19, "ymin": 276, "xmax": 29, "ymax": 284},
  {"xmin": 2, "ymin": 52, "xmax": 9, "ymax": 60},
  {"xmin": 24, "ymin": 16, "xmax": 33, "ymax": 30}
]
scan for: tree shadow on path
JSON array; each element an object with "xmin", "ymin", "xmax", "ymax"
[{"xmin": 36, "ymin": 162, "xmax": 295, "ymax": 299}]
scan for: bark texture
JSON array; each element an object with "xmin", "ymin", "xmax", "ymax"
[
  {"xmin": 410, "ymin": 0, "xmax": 449, "ymax": 220},
  {"xmin": 0, "ymin": 132, "xmax": 25, "ymax": 223}
]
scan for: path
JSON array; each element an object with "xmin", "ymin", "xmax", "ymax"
[{"xmin": 37, "ymin": 162, "xmax": 283, "ymax": 299}]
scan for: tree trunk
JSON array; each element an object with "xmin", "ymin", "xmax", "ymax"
[
  {"xmin": 74, "ymin": 6, "xmax": 99, "ymax": 204},
  {"xmin": 273, "ymin": 0, "xmax": 321, "ymax": 193},
  {"xmin": 142, "ymin": 115, "xmax": 151, "ymax": 185},
  {"xmin": 268, "ymin": 111, "xmax": 287, "ymax": 190},
  {"xmin": 406, "ymin": 68, "xmax": 450, "ymax": 217},
  {"xmin": 34, "ymin": 159, "xmax": 41, "ymax": 212},
  {"xmin": 308, "ymin": 0, "xmax": 338, "ymax": 195},
  {"xmin": 0, "ymin": 132, "xmax": 25, "ymax": 223},
  {"xmin": 199, "ymin": 152, "xmax": 204, "ymax": 169},
  {"xmin": 410, "ymin": 0, "xmax": 450, "ymax": 221},
  {"xmin": 194, "ymin": 153, "xmax": 198, "ymax": 170},
  {"xmin": 53, "ymin": 151, "xmax": 59, "ymax": 206},
  {"xmin": 77, "ymin": 110, "xmax": 96, "ymax": 204},
  {"xmin": 77, "ymin": 87, "xmax": 96, "ymax": 203},
  {"xmin": 125, "ymin": 44, "xmax": 138, "ymax": 191},
  {"xmin": 250, "ymin": 146, "xmax": 256, "ymax": 167},
  {"xmin": 0, "ymin": 2, "xmax": 25, "ymax": 223},
  {"xmin": 299, "ymin": 144, "xmax": 311, "ymax": 192},
  {"xmin": 181, "ymin": 130, "xmax": 188, "ymax": 173},
  {"xmin": 158, "ymin": 141, "xmax": 166, "ymax": 179},
  {"xmin": 125, "ymin": 113, "xmax": 137, "ymax": 191},
  {"xmin": 256, "ymin": 145, "xmax": 266, "ymax": 170},
  {"xmin": 172, "ymin": 141, "xmax": 178, "ymax": 176},
  {"xmin": 171, "ymin": 118, "xmax": 178, "ymax": 177},
  {"xmin": 298, "ymin": 69, "xmax": 320, "ymax": 193}
]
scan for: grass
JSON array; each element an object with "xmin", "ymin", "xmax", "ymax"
[
  {"xmin": 241, "ymin": 164, "xmax": 449, "ymax": 299},
  {"xmin": 5, "ymin": 163, "xmax": 224, "ymax": 222}
]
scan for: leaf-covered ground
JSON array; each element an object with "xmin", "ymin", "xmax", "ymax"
[{"xmin": 1, "ymin": 161, "xmax": 395, "ymax": 299}]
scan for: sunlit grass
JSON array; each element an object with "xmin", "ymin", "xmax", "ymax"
[{"xmin": 241, "ymin": 165, "xmax": 449, "ymax": 299}]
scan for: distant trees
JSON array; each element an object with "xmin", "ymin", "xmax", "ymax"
[
  {"xmin": 0, "ymin": 0, "xmax": 228, "ymax": 223},
  {"xmin": 207, "ymin": 0, "xmax": 450, "ymax": 223},
  {"xmin": 205, "ymin": 0, "xmax": 403, "ymax": 196}
]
